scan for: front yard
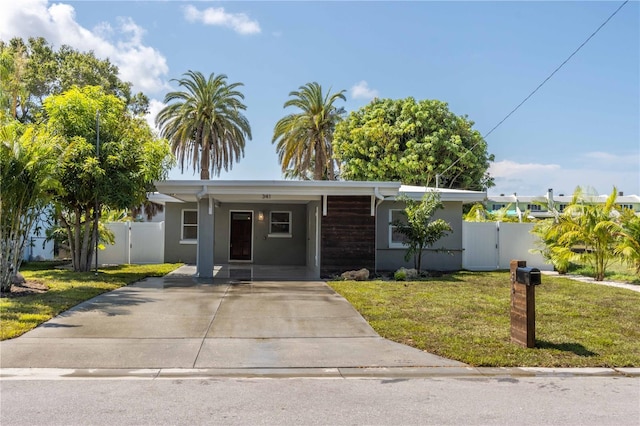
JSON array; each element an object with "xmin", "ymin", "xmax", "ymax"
[{"xmin": 329, "ymin": 271, "xmax": 640, "ymax": 367}]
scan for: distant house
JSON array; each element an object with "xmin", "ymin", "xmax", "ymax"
[
  {"xmin": 486, "ymin": 189, "xmax": 640, "ymax": 219},
  {"xmin": 154, "ymin": 180, "xmax": 485, "ymax": 278}
]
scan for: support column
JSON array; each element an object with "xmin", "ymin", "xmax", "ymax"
[{"xmin": 196, "ymin": 197, "xmax": 214, "ymax": 278}]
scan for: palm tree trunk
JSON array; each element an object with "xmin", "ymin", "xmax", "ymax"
[{"xmin": 199, "ymin": 126, "xmax": 210, "ymax": 180}]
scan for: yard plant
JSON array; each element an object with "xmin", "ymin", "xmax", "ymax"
[
  {"xmin": 0, "ymin": 262, "xmax": 181, "ymax": 340},
  {"xmin": 330, "ymin": 271, "xmax": 640, "ymax": 367}
]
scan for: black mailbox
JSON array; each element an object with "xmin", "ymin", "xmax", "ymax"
[{"xmin": 516, "ymin": 267, "xmax": 541, "ymax": 286}]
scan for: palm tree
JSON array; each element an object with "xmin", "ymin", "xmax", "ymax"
[
  {"xmin": 156, "ymin": 70, "xmax": 251, "ymax": 180},
  {"xmin": 272, "ymin": 82, "xmax": 345, "ymax": 180}
]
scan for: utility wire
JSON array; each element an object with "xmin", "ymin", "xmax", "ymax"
[
  {"xmin": 483, "ymin": 0, "xmax": 629, "ymax": 139},
  {"xmin": 436, "ymin": 0, "xmax": 629, "ymax": 186}
]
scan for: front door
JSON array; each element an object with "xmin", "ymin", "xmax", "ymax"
[{"xmin": 230, "ymin": 211, "xmax": 252, "ymax": 261}]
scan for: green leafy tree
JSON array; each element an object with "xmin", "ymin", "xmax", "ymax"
[
  {"xmin": 333, "ymin": 97, "xmax": 494, "ymax": 190},
  {"xmin": 616, "ymin": 209, "xmax": 640, "ymax": 275},
  {"xmin": 0, "ymin": 37, "xmax": 147, "ymax": 122},
  {"xmin": 44, "ymin": 86, "xmax": 172, "ymax": 271},
  {"xmin": 392, "ymin": 193, "xmax": 453, "ymax": 272},
  {"xmin": 464, "ymin": 203, "xmax": 534, "ymax": 223},
  {"xmin": 156, "ymin": 70, "xmax": 251, "ymax": 180},
  {"xmin": 0, "ymin": 114, "xmax": 59, "ymax": 291},
  {"xmin": 272, "ymin": 82, "xmax": 346, "ymax": 180},
  {"xmin": 532, "ymin": 187, "xmax": 621, "ymax": 281}
]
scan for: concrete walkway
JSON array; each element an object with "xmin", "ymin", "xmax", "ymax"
[{"xmin": 0, "ymin": 266, "xmax": 463, "ymax": 371}]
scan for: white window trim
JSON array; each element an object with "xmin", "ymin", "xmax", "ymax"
[
  {"xmin": 180, "ymin": 209, "xmax": 198, "ymax": 244},
  {"xmin": 268, "ymin": 211, "xmax": 292, "ymax": 238},
  {"xmin": 389, "ymin": 209, "xmax": 408, "ymax": 249}
]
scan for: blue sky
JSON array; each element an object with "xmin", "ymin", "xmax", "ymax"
[{"xmin": 2, "ymin": 1, "xmax": 638, "ymax": 196}]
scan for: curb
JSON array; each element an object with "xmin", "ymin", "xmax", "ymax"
[{"xmin": 1, "ymin": 367, "xmax": 638, "ymax": 381}]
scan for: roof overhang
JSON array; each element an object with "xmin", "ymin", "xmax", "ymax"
[
  {"xmin": 154, "ymin": 180, "xmax": 402, "ymax": 203},
  {"xmin": 398, "ymin": 185, "xmax": 487, "ymax": 203}
]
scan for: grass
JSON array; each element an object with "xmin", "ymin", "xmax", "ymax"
[
  {"xmin": 0, "ymin": 262, "xmax": 182, "ymax": 340},
  {"xmin": 567, "ymin": 259, "xmax": 640, "ymax": 284},
  {"xmin": 329, "ymin": 271, "xmax": 640, "ymax": 367}
]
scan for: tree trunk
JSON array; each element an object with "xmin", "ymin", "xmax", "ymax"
[
  {"xmin": 313, "ymin": 139, "xmax": 324, "ymax": 180},
  {"xmin": 199, "ymin": 127, "xmax": 210, "ymax": 180}
]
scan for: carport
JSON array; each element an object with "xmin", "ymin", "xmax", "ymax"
[{"xmin": 154, "ymin": 180, "xmax": 401, "ymax": 279}]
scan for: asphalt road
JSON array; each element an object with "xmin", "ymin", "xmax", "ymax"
[{"xmin": 1, "ymin": 376, "xmax": 638, "ymax": 425}]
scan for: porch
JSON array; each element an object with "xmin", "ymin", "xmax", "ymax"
[{"xmin": 173, "ymin": 264, "xmax": 322, "ymax": 282}]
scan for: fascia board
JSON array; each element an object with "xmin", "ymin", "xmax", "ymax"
[{"xmin": 154, "ymin": 180, "xmax": 401, "ymax": 198}]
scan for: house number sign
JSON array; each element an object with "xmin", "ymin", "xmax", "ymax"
[{"xmin": 262, "ymin": 194, "xmax": 271, "ymax": 199}]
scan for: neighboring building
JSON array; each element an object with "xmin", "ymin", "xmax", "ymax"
[
  {"xmin": 154, "ymin": 180, "xmax": 485, "ymax": 278},
  {"xmin": 486, "ymin": 189, "xmax": 640, "ymax": 219}
]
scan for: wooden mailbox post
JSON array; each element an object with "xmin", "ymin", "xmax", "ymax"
[{"xmin": 510, "ymin": 260, "xmax": 541, "ymax": 348}]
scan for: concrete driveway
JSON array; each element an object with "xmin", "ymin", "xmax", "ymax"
[{"xmin": 0, "ymin": 266, "xmax": 464, "ymax": 371}]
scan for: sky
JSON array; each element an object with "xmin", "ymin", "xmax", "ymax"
[{"xmin": 1, "ymin": 0, "xmax": 638, "ymax": 197}]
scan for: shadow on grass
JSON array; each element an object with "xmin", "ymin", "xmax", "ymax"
[{"xmin": 536, "ymin": 340, "xmax": 598, "ymax": 357}]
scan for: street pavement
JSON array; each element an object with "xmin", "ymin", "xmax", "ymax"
[{"xmin": 1, "ymin": 266, "xmax": 638, "ymax": 425}]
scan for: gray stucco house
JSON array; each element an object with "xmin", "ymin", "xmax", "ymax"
[{"xmin": 154, "ymin": 180, "xmax": 485, "ymax": 278}]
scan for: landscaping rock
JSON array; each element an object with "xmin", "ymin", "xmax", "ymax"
[
  {"xmin": 11, "ymin": 272, "xmax": 26, "ymax": 285},
  {"xmin": 341, "ymin": 268, "xmax": 370, "ymax": 281},
  {"xmin": 394, "ymin": 267, "xmax": 419, "ymax": 280}
]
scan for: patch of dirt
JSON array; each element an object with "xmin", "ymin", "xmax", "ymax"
[{"xmin": 0, "ymin": 281, "xmax": 49, "ymax": 298}]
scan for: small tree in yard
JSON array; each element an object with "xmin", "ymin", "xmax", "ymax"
[
  {"xmin": 392, "ymin": 193, "xmax": 452, "ymax": 272},
  {"xmin": 0, "ymin": 116, "xmax": 59, "ymax": 292},
  {"xmin": 44, "ymin": 86, "xmax": 172, "ymax": 272},
  {"xmin": 532, "ymin": 187, "xmax": 621, "ymax": 281}
]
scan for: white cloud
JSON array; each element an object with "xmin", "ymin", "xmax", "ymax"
[
  {"xmin": 489, "ymin": 160, "xmax": 560, "ymax": 178},
  {"xmin": 0, "ymin": 0, "xmax": 169, "ymax": 94},
  {"xmin": 350, "ymin": 80, "xmax": 379, "ymax": 100},
  {"xmin": 581, "ymin": 151, "xmax": 640, "ymax": 166},
  {"xmin": 144, "ymin": 98, "xmax": 167, "ymax": 133},
  {"xmin": 488, "ymin": 159, "xmax": 639, "ymax": 197},
  {"xmin": 183, "ymin": 5, "xmax": 261, "ymax": 35}
]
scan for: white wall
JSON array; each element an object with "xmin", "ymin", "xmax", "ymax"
[{"xmin": 462, "ymin": 222, "xmax": 552, "ymax": 271}]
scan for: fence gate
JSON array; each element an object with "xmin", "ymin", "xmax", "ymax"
[{"xmin": 462, "ymin": 222, "xmax": 551, "ymax": 271}]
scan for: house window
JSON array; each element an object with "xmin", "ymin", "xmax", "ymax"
[
  {"xmin": 527, "ymin": 204, "xmax": 542, "ymax": 211},
  {"xmin": 181, "ymin": 209, "xmax": 198, "ymax": 244},
  {"xmin": 492, "ymin": 204, "xmax": 505, "ymax": 210},
  {"xmin": 269, "ymin": 211, "xmax": 291, "ymax": 237},
  {"xmin": 389, "ymin": 209, "xmax": 409, "ymax": 248},
  {"xmin": 558, "ymin": 204, "xmax": 566, "ymax": 212}
]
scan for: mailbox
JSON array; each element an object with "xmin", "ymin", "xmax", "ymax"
[{"xmin": 516, "ymin": 267, "xmax": 541, "ymax": 286}]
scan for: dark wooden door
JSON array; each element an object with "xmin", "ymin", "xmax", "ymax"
[{"xmin": 230, "ymin": 212, "xmax": 252, "ymax": 260}]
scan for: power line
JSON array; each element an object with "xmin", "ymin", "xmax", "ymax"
[
  {"xmin": 483, "ymin": 0, "xmax": 629, "ymax": 139},
  {"xmin": 436, "ymin": 0, "xmax": 629, "ymax": 187}
]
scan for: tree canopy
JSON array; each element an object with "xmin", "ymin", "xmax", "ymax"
[
  {"xmin": 0, "ymin": 37, "xmax": 148, "ymax": 123},
  {"xmin": 272, "ymin": 82, "xmax": 346, "ymax": 180},
  {"xmin": 333, "ymin": 97, "xmax": 494, "ymax": 190},
  {"xmin": 44, "ymin": 86, "xmax": 171, "ymax": 271},
  {"xmin": 156, "ymin": 70, "xmax": 251, "ymax": 180}
]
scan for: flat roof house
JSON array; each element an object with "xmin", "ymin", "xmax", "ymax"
[{"xmin": 154, "ymin": 180, "xmax": 486, "ymax": 278}]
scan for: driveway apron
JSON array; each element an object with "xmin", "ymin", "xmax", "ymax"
[{"xmin": 0, "ymin": 267, "xmax": 464, "ymax": 369}]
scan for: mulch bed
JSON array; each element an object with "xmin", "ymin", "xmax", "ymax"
[{"xmin": 0, "ymin": 281, "xmax": 48, "ymax": 298}]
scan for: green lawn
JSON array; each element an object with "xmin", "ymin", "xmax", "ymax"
[
  {"xmin": 0, "ymin": 262, "xmax": 182, "ymax": 340},
  {"xmin": 329, "ymin": 271, "xmax": 640, "ymax": 367}
]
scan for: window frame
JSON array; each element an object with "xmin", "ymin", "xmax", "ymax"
[
  {"xmin": 268, "ymin": 211, "xmax": 292, "ymax": 238},
  {"xmin": 389, "ymin": 209, "xmax": 409, "ymax": 249},
  {"xmin": 180, "ymin": 209, "xmax": 198, "ymax": 244}
]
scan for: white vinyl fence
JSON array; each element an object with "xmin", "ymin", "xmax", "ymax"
[
  {"xmin": 462, "ymin": 222, "xmax": 552, "ymax": 271},
  {"xmin": 94, "ymin": 220, "xmax": 549, "ymax": 270},
  {"xmin": 97, "ymin": 222, "xmax": 165, "ymax": 265}
]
